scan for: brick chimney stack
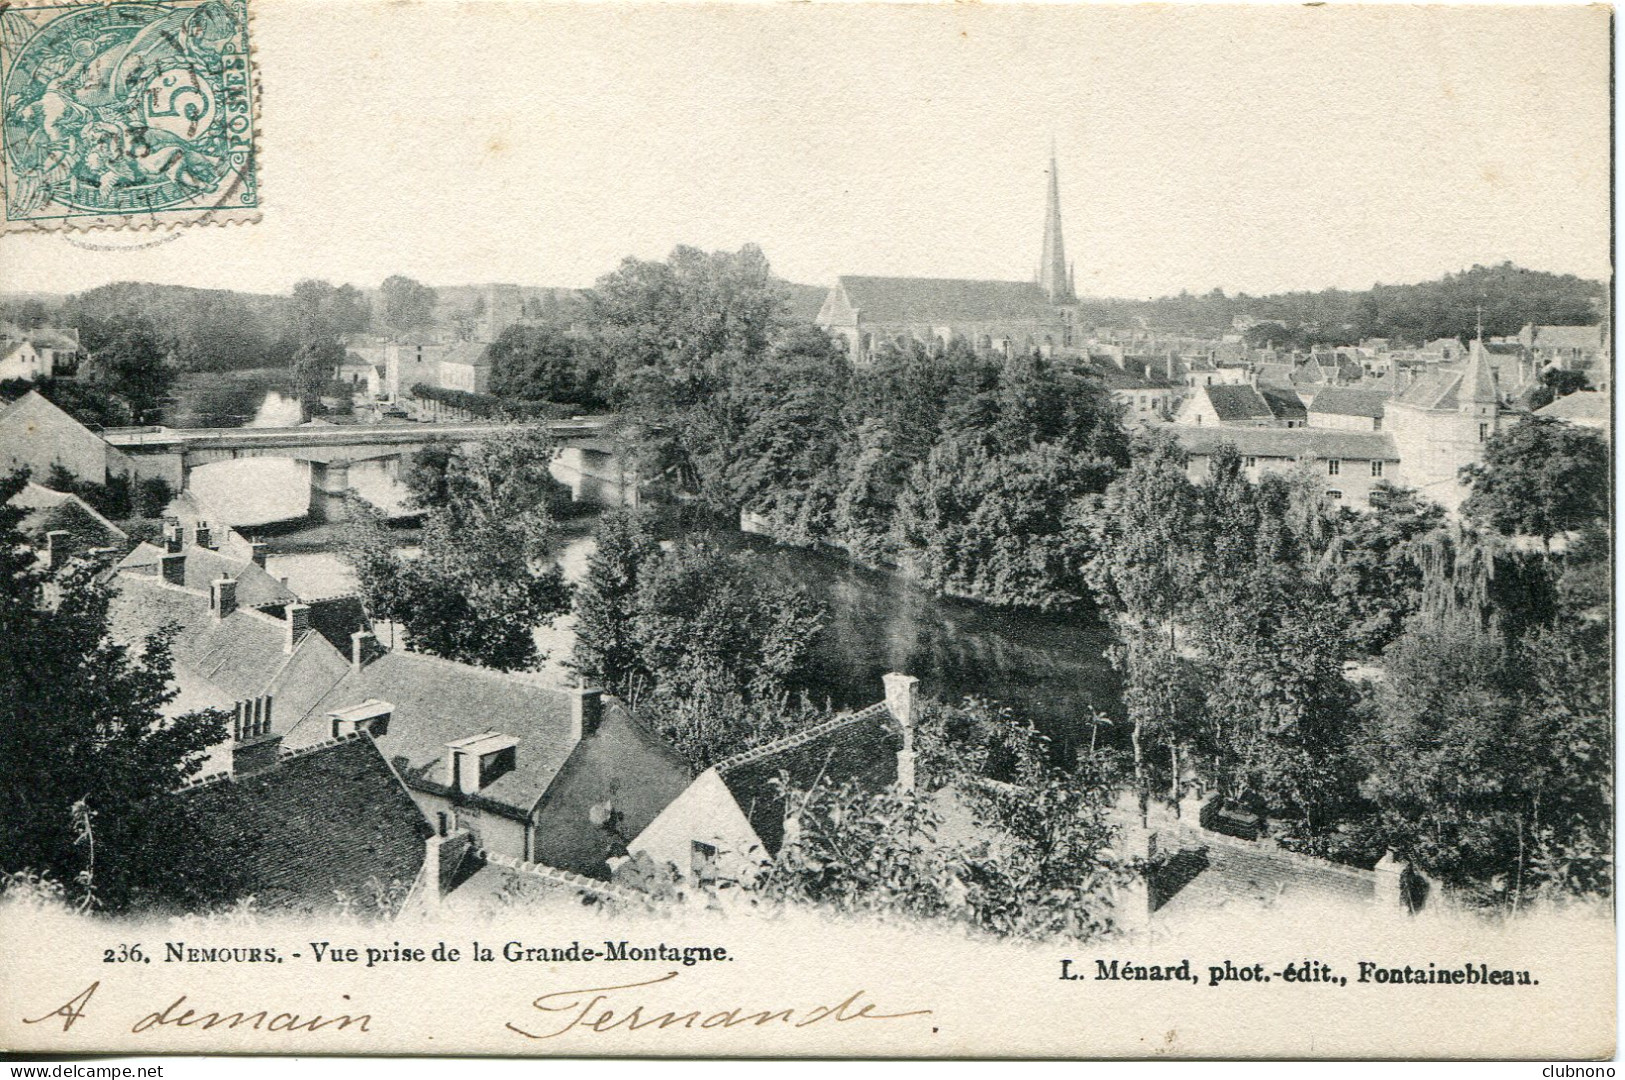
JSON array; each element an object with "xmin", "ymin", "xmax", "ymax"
[
  {"xmin": 284, "ymin": 602, "xmax": 311, "ymax": 653},
  {"xmin": 160, "ymin": 551, "xmax": 186, "ymax": 585},
  {"xmin": 210, "ymin": 577, "xmax": 237, "ymax": 620},
  {"xmin": 230, "ymin": 696, "xmax": 281, "ymax": 776},
  {"xmin": 882, "ymin": 672, "xmax": 919, "ymax": 791},
  {"xmin": 568, "ymin": 685, "xmax": 603, "ymax": 742},
  {"xmin": 194, "ymin": 521, "xmax": 213, "ymax": 550},
  {"xmin": 163, "ymin": 521, "xmax": 183, "ymax": 554},
  {"xmin": 249, "ymin": 541, "xmax": 269, "ymax": 567}
]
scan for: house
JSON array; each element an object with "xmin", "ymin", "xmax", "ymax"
[
  {"xmin": 175, "ymin": 731, "xmax": 431, "ymax": 916},
  {"xmin": 382, "ymin": 336, "xmax": 455, "ymax": 403},
  {"xmin": 0, "ymin": 389, "xmax": 134, "ymax": 485},
  {"xmin": 1533, "ymin": 390, "xmax": 1609, "ymax": 434},
  {"xmin": 1306, "ymin": 388, "xmax": 1389, "ymax": 432},
  {"xmin": 628, "ymin": 674, "xmax": 916, "ymax": 887},
  {"xmin": 1383, "ymin": 340, "xmax": 1503, "ymax": 513},
  {"xmin": 1173, "ymin": 384, "xmax": 1306, "ymax": 428},
  {"xmin": 6, "ymin": 481, "xmax": 128, "ymax": 562},
  {"xmin": 0, "ymin": 339, "xmax": 48, "ymax": 382},
  {"xmin": 1171, "ymin": 426, "xmax": 1401, "ymax": 508},
  {"xmin": 1520, "ymin": 323, "xmax": 1605, "ymax": 369},
  {"xmin": 282, "ymin": 662, "xmax": 693, "ymax": 878},
  {"xmin": 437, "ymin": 341, "xmax": 492, "ymax": 394},
  {"xmin": 1075, "ymin": 364, "xmax": 1179, "ymax": 424},
  {"xmin": 107, "ymin": 560, "xmax": 694, "ymax": 882}
]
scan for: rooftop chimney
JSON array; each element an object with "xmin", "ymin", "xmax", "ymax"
[
  {"xmin": 351, "ymin": 629, "xmax": 375, "ymax": 673},
  {"xmin": 249, "ymin": 541, "xmax": 268, "ymax": 567},
  {"xmin": 284, "ymin": 602, "xmax": 311, "ymax": 653},
  {"xmin": 230, "ymin": 696, "xmax": 280, "ymax": 776},
  {"xmin": 568, "ymin": 685, "xmax": 603, "ymax": 742},
  {"xmin": 160, "ymin": 551, "xmax": 186, "ymax": 586},
  {"xmin": 163, "ymin": 522, "xmax": 183, "ymax": 554},
  {"xmin": 45, "ymin": 529, "xmax": 73, "ymax": 570},
  {"xmin": 883, "ymin": 672, "xmax": 919, "ymax": 791},
  {"xmin": 193, "ymin": 521, "xmax": 213, "ymax": 550},
  {"xmin": 210, "ymin": 577, "xmax": 237, "ymax": 620}
]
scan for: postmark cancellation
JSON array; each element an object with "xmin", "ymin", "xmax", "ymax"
[{"xmin": 0, "ymin": 0, "xmax": 259, "ymax": 233}]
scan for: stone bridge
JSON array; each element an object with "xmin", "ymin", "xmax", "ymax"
[{"xmin": 103, "ymin": 417, "xmax": 636, "ymax": 518}]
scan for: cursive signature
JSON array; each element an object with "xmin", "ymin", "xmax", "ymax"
[{"xmin": 506, "ymin": 970, "xmax": 932, "ymax": 1039}]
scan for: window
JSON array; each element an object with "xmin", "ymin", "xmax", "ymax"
[
  {"xmin": 691, "ymin": 841, "xmax": 718, "ymax": 885},
  {"xmin": 1325, "ymin": 489, "xmax": 1343, "ymax": 501},
  {"xmin": 1245, "ymin": 456, "xmax": 1257, "ymax": 469},
  {"xmin": 1327, "ymin": 459, "xmax": 1341, "ymax": 476},
  {"xmin": 1373, "ymin": 416, "xmax": 1382, "ymax": 431},
  {"xmin": 1371, "ymin": 460, "xmax": 1384, "ymax": 478},
  {"xmin": 1479, "ymin": 422, "xmax": 1489, "ymax": 443}
]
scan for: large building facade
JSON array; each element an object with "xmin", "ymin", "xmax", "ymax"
[{"xmin": 816, "ymin": 153, "xmax": 1077, "ymax": 364}]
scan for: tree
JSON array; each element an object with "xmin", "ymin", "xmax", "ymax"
[
  {"xmin": 136, "ymin": 477, "xmax": 175, "ymax": 519},
  {"xmin": 487, "ymin": 323, "xmax": 601, "ymax": 406},
  {"xmin": 82, "ymin": 323, "xmax": 173, "ymax": 423},
  {"xmin": 348, "ymin": 430, "xmax": 571, "ymax": 671},
  {"xmin": 378, "ymin": 275, "xmax": 437, "ymax": 338},
  {"xmin": 289, "ymin": 280, "xmax": 370, "ymax": 416},
  {"xmin": 1461, "ymin": 416, "xmax": 1609, "ymax": 545},
  {"xmin": 0, "ymin": 471, "xmax": 231, "ymax": 912},
  {"xmin": 1320, "ymin": 484, "xmax": 1446, "ymax": 656},
  {"xmin": 571, "ymin": 507, "xmax": 661, "ymax": 690}
]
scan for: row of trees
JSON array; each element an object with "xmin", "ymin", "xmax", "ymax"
[{"xmin": 1086, "ymin": 418, "xmax": 1610, "ymax": 906}]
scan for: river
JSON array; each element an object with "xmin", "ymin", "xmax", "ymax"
[
  {"xmin": 166, "ymin": 376, "xmax": 1121, "ymax": 749},
  {"xmin": 265, "ymin": 509, "xmax": 1121, "ymax": 757}
]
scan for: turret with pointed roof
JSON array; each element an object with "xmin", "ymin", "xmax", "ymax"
[
  {"xmin": 1038, "ymin": 149, "xmax": 1075, "ymax": 305},
  {"xmin": 1459, "ymin": 337, "xmax": 1501, "ymax": 407}
]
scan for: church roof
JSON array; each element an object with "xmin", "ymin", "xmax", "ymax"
[{"xmin": 836, "ymin": 276, "xmax": 1058, "ymax": 324}]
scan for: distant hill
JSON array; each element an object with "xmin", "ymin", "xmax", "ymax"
[{"xmin": 1075, "ymin": 262, "xmax": 1607, "ymax": 346}]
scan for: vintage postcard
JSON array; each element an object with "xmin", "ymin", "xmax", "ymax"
[{"xmin": 0, "ymin": 0, "xmax": 1613, "ymax": 1062}]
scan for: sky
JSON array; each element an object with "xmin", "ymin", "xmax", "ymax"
[{"xmin": 2, "ymin": 1, "xmax": 1612, "ymax": 301}]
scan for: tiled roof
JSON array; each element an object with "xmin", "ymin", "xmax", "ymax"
[
  {"xmin": 8, "ymin": 483, "xmax": 127, "ymax": 548},
  {"xmin": 1151, "ymin": 830, "xmax": 1376, "ymax": 918},
  {"xmin": 715, "ymin": 703, "xmax": 902, "ymax": 855},
  {"xmin": 1204, "ymin": 385, "xmax": 1275, "ymax": 422},
  {"xmin": 180, "ymin": 734, "xmax": 429, "ymax": 914},
  {"xmin": 108, "ymin": 574, "xmax": 305, "ymax": 703},
  {"xmin": 439, "ymin": 341, "xmax": 489, "ymax": 368},
  {"xmin": 1308, "ymin": 388, "xmax": 1390, "ymax": 418},
  {"xmin": 836, "ymin": 276, "xmax": 1058, "ymax": 324},
  {"xmin": 1534, "ymin": 390, "xmax": 1610, "ymax": 424},
  {"xmin": 117, "ymin": 543, "xmax": 297, "ymax": 609},
  {"xmin": 1531, "ymin": 325, "xmax": 1603, "ymax": 351},
  {"xmin": 287, "ymin": 651, "xmax": 582, "ymax": 818},
  {"xmin": 1171, "ymin": 425, "xmax": 1400, "ymax": 462},
  {"xmin": 1258, "ymin": 387, "xmax": 1307, "ymax": 422}
]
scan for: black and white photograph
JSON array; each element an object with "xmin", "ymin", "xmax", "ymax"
[{"xmin": 0, "ymin": 0, "xmax": 1613, "ymax": 1061}]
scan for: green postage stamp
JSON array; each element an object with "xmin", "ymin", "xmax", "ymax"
[{"xmin": 0, "ymin": 0, "xmax": 259, "ymax": 232}]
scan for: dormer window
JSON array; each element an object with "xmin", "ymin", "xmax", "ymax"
[
  {"xmin": 329, "ymin": 699, "xmax": 394, "ymax": 739},
  {"xmin": 445, "ymin": 732, "xmax": 520, "ymax": 794}
]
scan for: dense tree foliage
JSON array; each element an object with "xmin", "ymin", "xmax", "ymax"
[
  {"xmin": 0, "ymin": 471, "xmax": 232, "ymax": 912},
  {"xmin": 570, "ymin": 512, "xmax": 826, "ymax": 769},
  {"xmin": 487, "ymin": 323, "xmax": 607, "ymax": 407},
  {"xmin": 348, "ymin": 430, "xmax": 571, "ymax": 671},
  {"xmin": 1082, "ymin": 262, "xmax": 1604, "ymax": 345},
  {"xmin": 758, "ymin": 699, "xmax": 1133, "ymax": 942},
  {"xmin": 1461, "ymin": 416, "xmax": 1610, "ymax": 545},
  {"xmin": 377, "ymin": 275, "xmax": 437, "ymax": 338},
  {"xmin": 80, "ymin": 322, "xmax": 173, "ymax": 424}
]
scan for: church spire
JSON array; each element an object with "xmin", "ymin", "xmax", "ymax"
[{"xmin": 1039, "ymin": 148, "xmax": 1075, "ymax": 305}]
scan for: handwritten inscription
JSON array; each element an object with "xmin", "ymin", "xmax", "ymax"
[{"xmin": 506, "ymin": 971, "xmax": 932, "ymax": 1039}]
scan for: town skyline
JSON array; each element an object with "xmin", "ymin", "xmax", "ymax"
[{"xmin": 3, "ymin": 4, "xmax": 1610, "ymax": 302}]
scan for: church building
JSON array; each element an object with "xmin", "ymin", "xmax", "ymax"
[{"xmin": 816, "ymin": 152, "xmax": 1078, "ymax": 364}]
